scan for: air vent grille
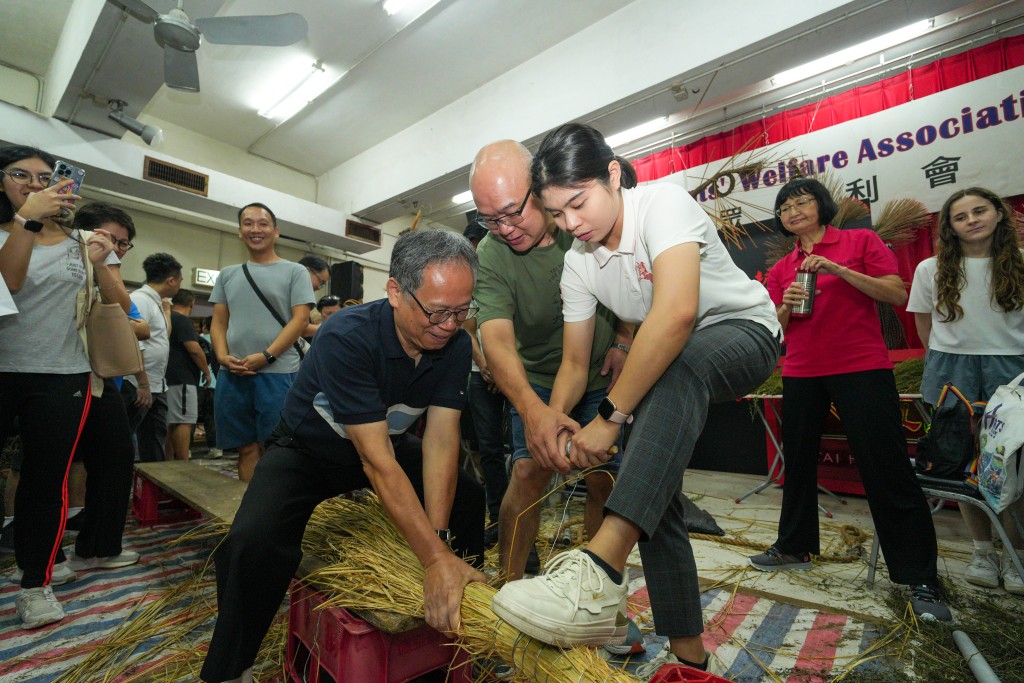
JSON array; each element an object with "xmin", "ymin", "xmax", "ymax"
[
  {"xmin": 143, "ymin": 156, "xmax": 209, "ymax": 197},
  {"xmin": 345, "ymin": 219, "xmax": 381, "ymax": 246}
]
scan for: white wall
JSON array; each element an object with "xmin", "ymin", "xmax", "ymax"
[
  {"xmin": 125, "ymin": 114, "xmax": 318, "ymax": 202},
  {"xmin": 0, "ymin": 66, "xmax": 40, "ymax": 111}
]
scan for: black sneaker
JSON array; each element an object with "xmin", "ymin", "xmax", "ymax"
[
  {"xmin": 909, "ymin": 584, "xmax": 952, "ymax": 622},
  {"xmin": 749, "ymin": 546, "xmax": 812, "ymax": 571},
  {"xmin": 525, "ymin": 545, "xmax": 541, "ymax": 574}
]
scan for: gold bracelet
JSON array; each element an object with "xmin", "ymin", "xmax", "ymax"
[{"xmin": 138, "ymin": 384, "xmax": 150, "ymax": 389}]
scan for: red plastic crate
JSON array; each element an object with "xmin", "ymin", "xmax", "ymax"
[
  {"xmin": 131, "ymin": 472, "xmax": 202, "ymax": 526},
  {"xmin": 649, "ymin": 663, "xmax": 731, "ymax": 682},
  {"xmin": 287, "ymin": 583, "xmax": 471, "ymax": 683}
]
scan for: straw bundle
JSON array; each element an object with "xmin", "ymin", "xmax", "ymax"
[
  {"xmin": 301, "ymin": 495, "xmax": 640, "ymax": 683},
  {"xmin": 873, "ymin": 198, "xmax": 930, "ymax": 248}
]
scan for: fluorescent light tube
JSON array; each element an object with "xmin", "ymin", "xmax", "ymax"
[
  {"xmin": 605, "ymin": 117, "xmax": 669, "ymax": 148},
  {"xmin": 773, "ymin": 19, "xmax": 931, "ymax": 87},
  {"xmin": 258, "ymin": 62, "xmax": 341, "ymax": 121},
  {"xmin": 451, "ymin": 190, "xmax": 473, "ymax": 205}
]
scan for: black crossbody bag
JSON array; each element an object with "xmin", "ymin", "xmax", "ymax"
[{"xmin": 241, "ymin": 263, "xmax": 306, "ymax": 360}]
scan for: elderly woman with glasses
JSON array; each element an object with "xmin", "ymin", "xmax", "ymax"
[{"xmin": 746, "ymin": 177, "xmax": 951, "ymax": 622}]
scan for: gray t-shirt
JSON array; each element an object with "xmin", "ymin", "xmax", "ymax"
[
  {"xmin": 209, "ymin": 260, "xmax": 314, "ymax": 374},
  {"xmin": 0, "ymin": 230, "xmax": 118, "ymax": 374}
]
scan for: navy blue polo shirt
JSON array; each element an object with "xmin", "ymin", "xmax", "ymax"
[{"xmin": 281, "ymin": 298, "xmax": 470, "ymax": 457}]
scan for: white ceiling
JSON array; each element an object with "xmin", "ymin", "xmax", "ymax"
[{"xmin": 2, "ymin": 0, "xmax": 1022, "ymax": 236}]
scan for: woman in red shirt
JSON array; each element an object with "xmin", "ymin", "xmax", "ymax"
[{"xmin": 747, "ymin": 177, "xmax": 950, "ymax": 622}]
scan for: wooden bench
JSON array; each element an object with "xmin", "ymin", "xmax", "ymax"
[{"xmin": 134, "ymin": 461, "xmax": 248, "ymax": 525}]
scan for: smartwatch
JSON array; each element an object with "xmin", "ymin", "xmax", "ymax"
[
  {"xmin": 598, "ymin": 397, "xmax": 633, "ymax": 425},
  {"xmin": 262, "ymin": 350, "xmax": 277, "ymax": 365},
  {"xmin": 13, "ymin": 213, "xmax": 44, "ymax": 233}
]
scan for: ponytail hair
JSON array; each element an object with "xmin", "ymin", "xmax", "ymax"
[{"xmin": 531, "ymin": 123, "xmax": 638, "ymax": 198}]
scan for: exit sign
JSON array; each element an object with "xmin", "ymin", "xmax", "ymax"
[{"xmin": 192, "ymin": 267, "xmax": 219, "ymax": 288}]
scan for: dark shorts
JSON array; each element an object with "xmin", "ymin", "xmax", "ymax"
[
  {"xmin": 921, "ymin": 350, "xmax": 1024, "ymax": 405},
  {"xmin": 214, "ymin": 371, "xmax": 296, "ymax": 449},
  {"xmin": 508, "ymin": 382, "xmax": 622, "ymax": 472}
]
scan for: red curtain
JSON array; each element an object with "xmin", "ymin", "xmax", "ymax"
[{"xmin": 634, "ymin": 35, "xmax": 1024, "ymax": 182}]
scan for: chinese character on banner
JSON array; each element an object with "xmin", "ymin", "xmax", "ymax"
[
  {"xmin": 720, "ymin": 206, "xmax": 743, "ymax": 228},
  {"xmin": 921, "ymin": 156, "xmax": 961, "ymax": 189},
  {"xmin": 845, "ymin": 175, "xmax": 879, "ymax": 204}
]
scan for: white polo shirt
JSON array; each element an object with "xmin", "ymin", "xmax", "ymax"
[
  {"xmin": 126, "ymin": 284, "xmax": 170, "ymax": 393},
  {"xmin": 560, "ymin": 183, "xmax": 780, "ymax": 336}
]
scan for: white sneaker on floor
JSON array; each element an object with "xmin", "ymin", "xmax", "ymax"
[
  {"xmin": 964, "ymin": 550, "xmax": 1000, "ymax": 589},
  {"xmin": 206, "ymin": 447, "xmax": 224, "ymax": 459},
  {"xmin": 10, "ymin": 561, "xmax": 76, "ymax": 586},
  {"xmin": 635, "ymin": 644, "xmax": 727, "ymax": 680},
  {"xmin": 67, "ymin": 550, "xmax": 140, "ymax": 571},
  {"xmin": 491, "ymin": 549, "xmax": 628, "ymax": 648},
  {"xmin": 1001, "ymin": 551, "xmax": 1024, "ymax": 596},
  {"xmin": 16, "ymin": 586, "xmax": 65, "ymax": 629}
]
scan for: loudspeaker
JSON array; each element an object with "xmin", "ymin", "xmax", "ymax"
[{"xmin": 330, "ymin": 261, "xmax": 363, "ymax": 303}]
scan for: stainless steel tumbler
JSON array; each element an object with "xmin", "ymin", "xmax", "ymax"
[{"xmin": 793, "ymin": 271, "xmax": 816, "ymax": 315}]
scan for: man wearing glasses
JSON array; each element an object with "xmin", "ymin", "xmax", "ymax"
[
  {"xmin": 201, "ymin": 230, "xmax": 486, "ymax": 683},
  {"xmin": 469, "ymin": 140, "xmax": 637, "ymax": 640}
]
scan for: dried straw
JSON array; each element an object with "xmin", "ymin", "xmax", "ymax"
[
  {"xmin": 873, "ymin": 198, "xmax": 930, "ymax": 248},
  {"xmin": 302, "ymin": 494, "xmax": 640, "ymax": 682}
]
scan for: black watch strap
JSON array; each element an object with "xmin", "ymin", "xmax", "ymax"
[
  {"xmin": 262, "ymin": 350, "xmax": 277, "ymax": 365},
  {"xmin": 13, "ymin": 213, "xmax": 43, "ymax": 233}
]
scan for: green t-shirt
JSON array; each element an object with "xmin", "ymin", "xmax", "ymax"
[{"xmin": 474, "ymin": 229, "xmax": 617, "ymax": 390}]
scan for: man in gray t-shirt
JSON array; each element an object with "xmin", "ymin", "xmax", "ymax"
[{"xmin": 210, "ymin": 202, "xmax": 314, "ymax": 482}]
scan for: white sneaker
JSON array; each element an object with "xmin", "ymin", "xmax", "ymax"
[
  {"xmin": 67, "ymin": 550, "xmax": 140, "ymax": 571},
  {"xmin": 635, "ymin": 644, "xmax": 727, "ymax": 680},
  {"xmin": 491, "ymin": 549, "xmax": 628, "ymax": 647},
  {"xmin": 10, "ymin": 561, "xmax": 77, "ymax": 586},
  {"xmin": 206, "ymin": 447, "xmax": 224, "ymax": 459},
  {"xmin": 1002, "ymin": 551, "xmax": 1024, "ymax": 596},
  {"xmin": 16, "ymin": 586, "xmax": 65, "ymax": 629},
  {"xmin": 964, "ymin": 550, "xmax": 1000, "ymax": 589}
]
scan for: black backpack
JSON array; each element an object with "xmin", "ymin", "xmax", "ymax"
[
  {"xmin": 915, "ymin": 383, "xmax": 977, "ymax": 480},
  {"xmin": 197, "ymin": 335, "xmax": 219, "ymax": 379}
]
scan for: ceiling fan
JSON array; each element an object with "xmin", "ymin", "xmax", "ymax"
[{"xmin": 110, "ymin": 0, "xmax": 309, "ymax": 92}]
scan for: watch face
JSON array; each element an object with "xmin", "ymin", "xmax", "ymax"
[{"xmin": 598, "ymin": 397, "xmax": 615, "ymax": 421}]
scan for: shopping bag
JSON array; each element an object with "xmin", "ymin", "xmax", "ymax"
[{"xmin": 977, "ymin": 371, "xmax": 1024, "ymax": 513}]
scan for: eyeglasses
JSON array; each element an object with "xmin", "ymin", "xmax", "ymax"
[
  {"xmin": 2, "ymin": 168, "xmax": 53, "ymax": 187},
  {"xmin": 476, "ymin": 189, "xmax": 531, "ymax": 231},
  {"xmin": 775, "ymin": 197, "xmax": 816, "ymax": 217},
  {"xmin": 407, "ymin": 289, "xmax": 479, "ymax": 325},
  {"xmin": 309, "ymin": 270, "xmax": 328, "ymax": 290},
  {"xmin": 112, "ymin": 238, "xmax": 134, "ymax": 252}
]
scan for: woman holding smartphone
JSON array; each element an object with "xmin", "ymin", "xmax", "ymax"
[
  {"xmin": 491, "ymin": 123, "xmax": 781, "ymax": 675},
  {"xmin": 0, "ymin": 145, "xmax": 136, "ymax": 630}
]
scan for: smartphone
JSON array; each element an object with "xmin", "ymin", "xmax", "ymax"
[{"xmin": 47, "ymin": 160, "xmax": 86, "ymax": 195}]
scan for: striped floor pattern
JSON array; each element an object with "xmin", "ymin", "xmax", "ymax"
[{"xmin": 1, "ymin": 521, "xmax": 899, "ymax": 682}]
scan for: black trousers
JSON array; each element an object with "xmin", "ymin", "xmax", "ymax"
[
  {"xmin": 200, "ymin": 424, "xmax": 486, "ymax": 683},
  {"xmin": 776, "ymin": 369, "xmax": 939, "ymax": 585},
  {"xmin": 0, "ymin": 373, "xmax": 133, "ymax": 587}
]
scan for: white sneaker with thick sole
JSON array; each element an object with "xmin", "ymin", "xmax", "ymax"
[
  {"xmin": 1001, "ymin": 551, "xmax": 1024, "ymax": 596},
  {"xmin": 67, "ymin": 550, "xmax": 140, "ymax": 571},
  {"xmin": 964, "ymin": 550, "xmax": 1000, "ymax": 589},
  {"xmin": 16, "ymin": 586, "xmax": 65, "ymax": 629},
  {"xmin": 10, "ymin": 561, "xmax": 76, "ymax": 586},
  {"xmin": 491, "ymin": 549, "xmax": 628, "ymax": 648}
]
